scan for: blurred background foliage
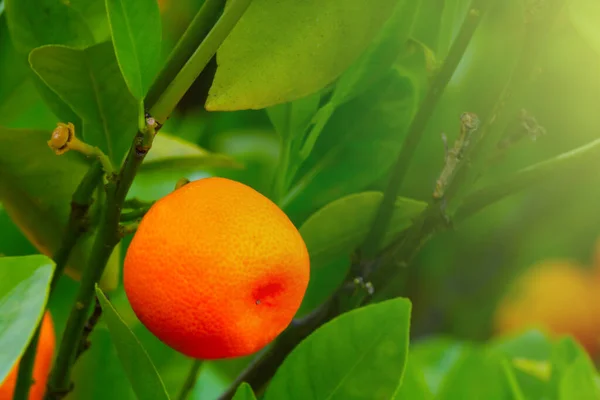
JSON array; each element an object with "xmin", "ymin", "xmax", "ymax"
[{"xmin": 2, "ymin": 0, "xmax": 600, "ymax": 398}]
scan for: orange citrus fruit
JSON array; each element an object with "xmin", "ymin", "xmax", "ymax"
[
  {"xmin": 494, "ymin": 261, "xmax": 600, "ymax": 355},
  {"xmin": 123, "ymin": 177, "xmax": 310, "ymax": 359},
  {"xmin": 0, "ymin": 311, "xmax": 55, "ymax": 400}
]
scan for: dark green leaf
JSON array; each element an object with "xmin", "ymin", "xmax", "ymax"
[
  {"xmin": 206, "ymin": 0, "xmax": 400, "ymax": 111},
  {"xmin": 559, "ymin": 355, "xmax": 600, "ymax": 400},
  {"xmin": 232, "ymin": 383, "xmax": 257, "ymax": 400},
  {"xmin": 0, "ymin": 16, "xmax": 38, "ymax": 125},
  {"xmin": 266, "ymin": 92, "xmax": 321, "ymax": 141},
  {"xmin": 264, "ymin": 298, "xmax": 412, "ymax": 400},
  {"xmin": 284, "ymin": 70, "xmax": 420, "ymax": 223},
  {"xmin": 0, "ymin": 127, "xmax": 120, "ymax": 290},
  {"xmin": 106, "ymin": 0, "xmax": 162, "ymax": 99},
  {"xmin": 299, "ymin": 191, "xmax": 427, "ymax": 266},
  {"xmin": 29, "ymin": 42, "xmax": 138, "ymax": 165},
  {"xmin": 0, "ymin": 255, "xmax": 53, "ymax": 381},
  {"xmin": 4, "ymin": 0, "xmax": 95, "ymax": 55},
  {"xmin": 95, "ymin": 286, "xmax": 170, "ymax": 400}
]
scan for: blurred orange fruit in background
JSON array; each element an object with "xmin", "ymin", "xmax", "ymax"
[{"xmin": 494, "ymin": 259, "xmax": 600, "ymax": 356}]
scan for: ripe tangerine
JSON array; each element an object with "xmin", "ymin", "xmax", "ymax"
[
  {"xmin": 0, "ymin": 311, "xmax": 55, "ymax": 400},
  {"xmin": 123, "ymin": 177, "xmax": 310, "ymax": 359}
]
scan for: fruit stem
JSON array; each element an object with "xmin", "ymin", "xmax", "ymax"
[
  {"xmin": 176, "ymin": 360, "xmax": 203, "ymax": 400},
  {"xmin": 13, "ymin": 161, "xmax": 105, "ymax": 400},
  {"xmin": 359, "ymin": 0, "xmax": 493, "ymax": 260},
  {"xmin": 149, "ymin": 0, "xmax": 253, "ymax": 124},
  {"xmin": 44, "ymin": 120, "xmax": 158, "ymax": 400}
]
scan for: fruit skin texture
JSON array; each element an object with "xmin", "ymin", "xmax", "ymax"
[
  {"xmin": 0, "ymin": 312, "xmax": 55, "ymax": 400},
  {"xmin": 124, "ymin": 177, "xmax": 310, "ymax": 360},
  {"xmin": 494, "ymin": 261, "xmax": 600, "ymax": 355}
]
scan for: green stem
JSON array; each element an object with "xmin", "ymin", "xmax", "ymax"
[
  {"xmin": 150, "ymin": 0, "xmax": 253, "ymax": 123},
  {"xmin": 145, "ymin": 0, "xmax": 227, "ymax": 108},
  {"xmin": 454, "ymin": 136, "xmax": 600, "ymax": 222},
  {"xmin": 359, "ymin": 0, "xmax": 493, "ymax": 258},
  {"xmin": 45, "ymin": 127, "xmax": 156, "ymax": 399},
  {"xmin": 13, "ymin": 161, "xmax": 104, "ymax": 400},
  {"xmin": 177, "ymin": 360, "xmax": 203, "ymax": 400}
]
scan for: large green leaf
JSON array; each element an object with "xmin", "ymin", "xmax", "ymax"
[
  {"xmin": 559, "ymin": 355, "xmax": 600, "ymax": 399},
  {"xmin": 96, "ymin": 286, "xmax": 170, "ymax": 400},
  {"xmin": 0, "ymin": 255, "xmax": 54, "ymax": 382},
  {"xmin": 392, "ymin": 355, "xmax": 433, "ymax": 400},
  {"xmin": 264, "ymin": 298, "xmax": 412, "ymax": 400},
  {"xmin": 569, "ymin": 0, "xmax": 600, "ymax": 58},
  {"xmin": 106, "ymin": 0, "xmax": 162, "ymax": 99},
  {"xmin": 436, "ymin": 0, "xmax": 471, "ymax": 60},
  {"xmin": 206, "ymin": 0, "xmax": 400, "ymax": 111},
  {"xmin": 4, "ymin": 0, "xmax": 95, "ymax": 55},
  {"xmin": 0, "ymin": 127, "xmax": 120, "ymax": 289},
  {"xmin": 29, "ymin": 42, "xmax": 139, "ymax": 165},
  {"xmin": 300, "ymin": 192, "xmax": 427, "ymax": 266},
  {"xmin": 283, "ymin": 69, "xmax": 421, "ymax": 223},
  {"xmin": 232, "ymin": 383, "xmax": 257, "ymax": 400},
  {"xmin": 0, "ymin": 16, "xmax": 38, "ymax": 125}
]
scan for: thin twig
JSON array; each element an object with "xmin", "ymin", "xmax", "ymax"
[
  {"xmin": 13, "ymin": 161, "xmax": 104, "ymax": 400},
  {"xmin": 359, "ymin": 0, "xmax": 494, "ymax": 259}
]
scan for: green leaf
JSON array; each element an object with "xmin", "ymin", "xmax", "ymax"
[
  {"xmin": 299, "ymin": 192, "xmax": 427, "ymax": 266},
  {"xmin": 206, "ymin": 0, "xmax": 400, "ymax": 111},
  {"xmin": 95, "ymin": 286, "xmax": 170, "ymax": 400},
  {"xmin": 410, "ymin": 337, "xmax": 472, "ymax": 396},
  {"xmin": 329, "ymin": 0, "xmax": 421, "ymax": 107},
  {"xmin": 29, "ymin": 42, "xmax": 138, "ymax": 165},
  {"xmin": 392, "ymin": 355, "xmax": 433, "ymax": 400},
  {"xmin": 284, "ymin": 70, "xmax": 420, "ymax": 223},
  {"xmin": 0, "ymin": 255, "xmax": 54, "ymax": 382},
  {"xmin": 4, "ymin": 0, "xmax": 95, "ymax": 55},
  {"xmin": 0, "ymin": 127, "xmax": 120, "ymax": 290},
  {"xmin": 106, "ymin": 0, "xmax": 162, "ymax": 99},
  {"xmin": 569, "ymin": 0, "xmax": 600, "ymax": 57},
  {"xmin": 437, "ymin": 0, "xmax": 471, "ymax": 60},
  {"xmin": 266, "ymin": 92, "xmax": 321, "ymax": 141},
  {"xmin": 0, "ymin": 16, "xmax": 38, "ymax": 125},
  {"xmin": 296, "ymin": 0, "xmax": 421, "ymax": 162},
  {"xmin": 559, "ymin": 355, "xmax": 600, "ymax": 400},
  {"xmin": 265, "ymin": 298, "xmax": 411, "ymax": 399},
  {"xmin": 141, "ymin": 133, "xmax": 243, "ymax": 173},
  {"xmin": 232, "ymin": 383, "xmax": 257, "ymax": 400}
]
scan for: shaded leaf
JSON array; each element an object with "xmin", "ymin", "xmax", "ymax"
[
  {"xmin": 4, "ymin": 0, "xmax": 95, "ymax": 55},
  {"xmin": 232, "ymin": 383, "xmax": 257, "ymax": 400},
  {"xmin": 206, "ymin": 0, "xmax": 400, "ymax": 111},
  {"xmin": 264, "ymin": 298, "xmax": 412, "ymax": 400},
  {"xmin": 266, "ymin": 92, "xmax": 321, "ymax": 141},
  {"xmin": 95, "ymin": 286, "xmax": 170, "ymax": 400},
  {"xmin": 284, "ymin": 69, "xmax": 420, "ymax": 223},
  {"xmin": 299, "ymin": 191, "xmax": 427, "ymax": 266},
  {"xmin": 0, "ymin": 255, "xmax": 53, "ymax": 381},
  {"xmin": 437, "ymin": 0, "xmax": 471, "ymax": 60},
  {"xmin": 0, "ymin": 127, "xmax": 120, "ymax": 290},
  {"xmin": 29, "ymin": 42, "xmax": 138, "ymax": 165},
  {"xmin": 392, "ymin": 355, "xmax": 433, "ymax": 400},
  {"xmin": 106, "ymin": 0, "xmax": 162, "ymax": 99}
]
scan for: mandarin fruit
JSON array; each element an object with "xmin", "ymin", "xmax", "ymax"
[
  {"xmin": 494, "ymin": 261, "xmax": 600, "ymax": 355},
  {"xmin": 123, "ymin": 177, "xmax": 310, "ymax": 359},
  {"xmin": 0, "ymin": 311, "xmax": 55, "ymax": 400}
]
